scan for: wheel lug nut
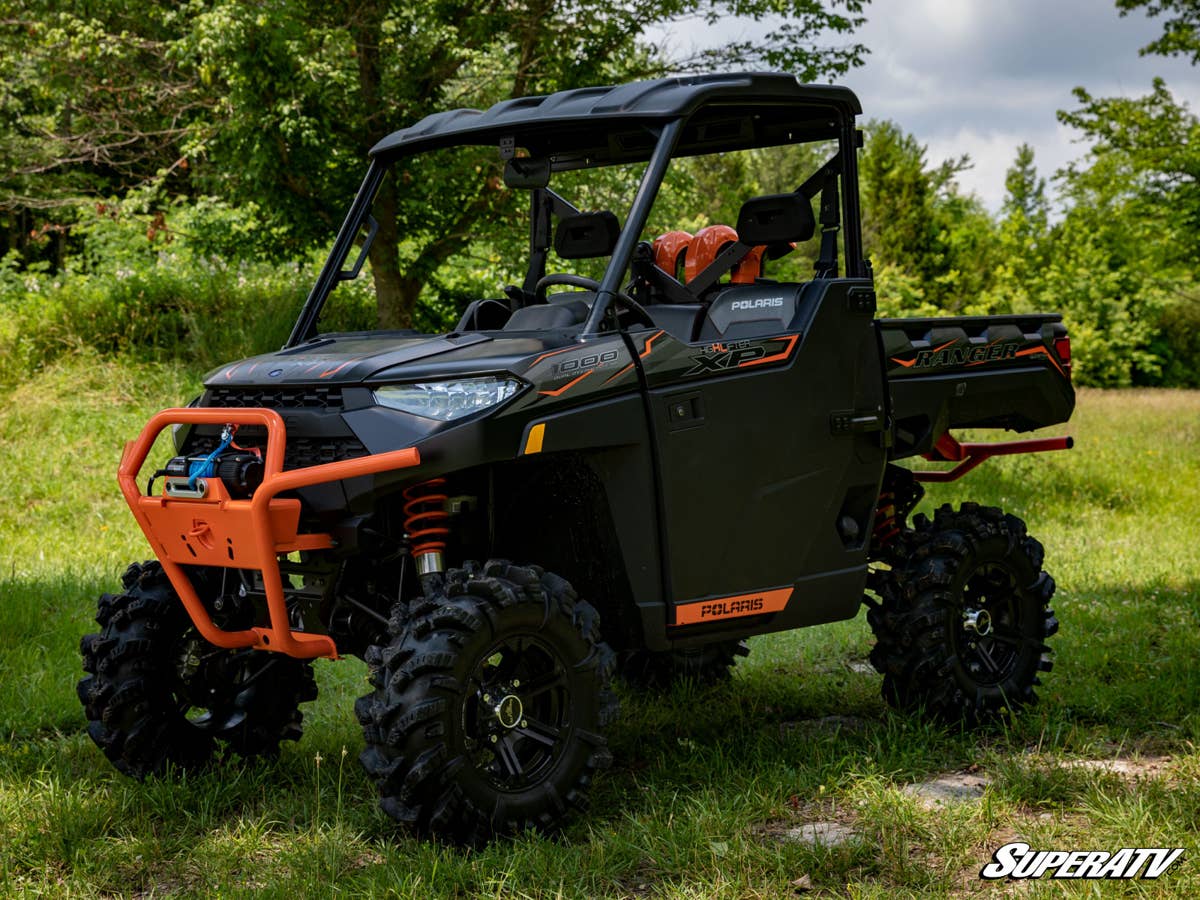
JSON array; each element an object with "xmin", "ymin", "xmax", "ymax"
[
  {"xmin": 512, "ymin": 679, "xmax": 520, "ymax": 688},
  {"xmin": 482, "ymin": 693, "xmax": 491, "ymax": 703},
  {"xmin": 490, "ymin": 734, "xmax": 498, "ymax": 743},
  {"xmin": 520, "ymin": 719, "xmax": 528, "ymax": 728}
]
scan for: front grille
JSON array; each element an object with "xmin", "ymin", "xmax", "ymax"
[
  {"xmin": 184, "ymin": 431, "xmax": 368, "ymax": 472},
  {"xmin": 206, "ymin": 386, "xmax": 345, "ymax": 411},
  {"xmin": 283, "ymin": 436, "xmax": 368, "ymax": 470}
]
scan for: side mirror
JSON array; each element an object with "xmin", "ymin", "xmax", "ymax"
[
  {"xmin": 736, "ymin": 193, "xmax": 816, "ymax": 245},
  {"xmin": 503, "ymin": 157, "xmax": 551, "ymax": 189},
  {"xmin": 554, "ymin": 211, "xmax": 620, "ymax": 259}
]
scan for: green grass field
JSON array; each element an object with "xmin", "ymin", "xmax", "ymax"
[{"xmin": 1, "ymin": 355, "xmax": 1198, "ymax": 897}]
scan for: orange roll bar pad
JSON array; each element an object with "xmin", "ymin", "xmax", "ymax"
[
  {"xmin": 913, "ymin": 432, "xmax": 1073, "ymax": 483},
  {"xmin": 117, "ymin": 407, "xmax": 421, "ymax": 659}
]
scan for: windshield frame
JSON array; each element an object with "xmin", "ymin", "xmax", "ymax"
[{"xmin": 286, "ymin": 102, "xmax": 864, "ymax": 347}]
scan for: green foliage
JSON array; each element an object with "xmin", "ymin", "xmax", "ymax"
[
  {"xmin": 859, "ymin": 120, "xmax": 998, "ymax": 312},
  {"xmin": 1117, "ymin": 0, "xmax": 1200, "ymax": 63},
  {"xmin": 0, "ymin": 199, "xmax": 375, "ymax": 384}
]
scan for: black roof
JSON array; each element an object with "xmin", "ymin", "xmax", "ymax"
[{"xmin": 369, "ymin": 72, "xmax": 861, "ymax": 167}]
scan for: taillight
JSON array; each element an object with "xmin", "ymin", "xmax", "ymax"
[{"xmin": 1054, "ymin": 336, "xmax": 1072, "ymax": 375}]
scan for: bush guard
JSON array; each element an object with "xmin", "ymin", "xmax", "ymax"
[{"xmin": 118, "ymin": 407, "xmax": 420, "ymax": 659}]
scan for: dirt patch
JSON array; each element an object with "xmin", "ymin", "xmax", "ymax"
[{"xmin": 1058, "ymin": 755, "xmax": 1173, "ymax": 781}]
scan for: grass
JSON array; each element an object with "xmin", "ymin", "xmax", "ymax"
[{"xmin": 1, "ymin": 354, "xmax": 1198, "ymax": 897}]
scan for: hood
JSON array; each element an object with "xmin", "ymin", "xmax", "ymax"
[{"xmin": 203, "ymin": 331, "xmax": 563, "ymax": 388}]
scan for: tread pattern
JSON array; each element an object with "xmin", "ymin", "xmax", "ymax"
[
  {"xmin": 79, "ymin": 561, "xmax": 317, "ymax": 777},
  {"xmin": 355, "ymin": 560, "xmax": 617, "ymax": 845},
  {"xmin": 867, "ymin": 503, "xmax": 1058, "ymax": 723}
]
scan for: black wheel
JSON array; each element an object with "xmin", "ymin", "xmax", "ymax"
[
  {"xmin": 622, "ymin": 640, "xmax": 749, "ymax": 688},
  {"xmin": 866, "ymin": 503, "xmax": 1058, "ymax": 723},
  {"xmin": 78, "ymin": 561, "xmax": 317, "ymax": 777},
  {"xmin": 355, "ymin": 560, "xmax": 617, "ymax": 844}
]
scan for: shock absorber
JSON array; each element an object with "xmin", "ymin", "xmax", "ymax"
[
  {"xmin": 872, "ymin": 490, "xmax": 900, "ymax": 552},
  {"xmin": 403, "ymin": 478, "xmax": 450, "ymax": 583}
]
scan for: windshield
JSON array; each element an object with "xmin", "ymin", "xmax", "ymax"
[{"xmin": 290, "ymin": 124, "xmax": 855, "ymax": 344}]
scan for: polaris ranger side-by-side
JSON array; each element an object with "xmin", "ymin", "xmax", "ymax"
[{"xmin": 79, "ymin": 73, "xmax": 1074, "ymax": 844}]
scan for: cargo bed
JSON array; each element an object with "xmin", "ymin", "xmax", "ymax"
[{"xmin": 879, "ymin": 313, "xmax": 1075, "ymax": 458}]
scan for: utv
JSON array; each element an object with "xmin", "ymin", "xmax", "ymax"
[{"xmin": 79, "ymin": 72, "xmax": 1074, "ymax": 843}]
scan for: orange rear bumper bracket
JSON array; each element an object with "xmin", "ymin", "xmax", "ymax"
[
  {"xmin": 913, "ymin": 432, "xmax": 1073, "ymax": 483},
  {"xmin": 118, "ymin": 407, "xmax": 421, "ymax": 659}
]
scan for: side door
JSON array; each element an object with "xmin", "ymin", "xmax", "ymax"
[{"xmin": 634, "ymin": 278, "xmax": 887, "ymax": 634}]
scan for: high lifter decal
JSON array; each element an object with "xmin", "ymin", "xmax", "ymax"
[{"xmin": 683, "ymin": 334, "xmax": 800, "ymax": 376}]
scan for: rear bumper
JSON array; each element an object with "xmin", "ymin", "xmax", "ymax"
[{"xmin": 118, "ymin": 407, "xmax": 420, "ymax": 659}]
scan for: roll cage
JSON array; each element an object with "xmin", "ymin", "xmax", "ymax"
[{"xmin": 286, "ymin": 73, "xmax": 867, "ymax": 348}]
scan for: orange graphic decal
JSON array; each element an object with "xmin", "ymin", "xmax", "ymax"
[
  {"xmin": 603, "ymin": 363, "xmax": 635, "ymax": 384},
  {"xmin": 602, "ymin": 330, "xmax": 664, "ymax": 384},
  {"xmin": 891, "ymin": 337, "xmax": 956, "ymax": 368},
  {"xmin": 640, "ymin": 330, "xmax": 666, "ymax": 358},
  {"xmin": 319, "ymin": 355, "xmax": 369, "ymax": 379},
  {"xmin": 672, "ymin": 587, "xmax": 793, "ymax": 626},
  {"xmin": 529, "ymin": 346, "xmax": 576, "ymax": 368},
  {"xmin": 538, "ymin": 369, "xmax": 594, "ymax": 397},
  {"xmin": 738, "ymin": 334, "xmax": 799, "ymax": 368},
  {"xmin": 1014, "ymin": 344, "xmax": 1065, "ymax": 376}
]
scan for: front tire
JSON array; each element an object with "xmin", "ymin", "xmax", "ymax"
[
  {"xmin": 867, "ymin": 503, "xmax": 1058, "ymax": 723},
  {"xmin": 355, "ymin": 560, "xmax": 617, "ymax": 844},
  {"xmin": 78, "ymin": 561, "xmax": 317, "ymax": 777}
]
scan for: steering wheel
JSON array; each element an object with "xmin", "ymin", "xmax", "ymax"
[{"xmin": 534, "ymin": 273, "xmax": 655, "ymax": 328}]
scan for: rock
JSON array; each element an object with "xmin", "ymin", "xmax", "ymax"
[
  {"xmin": 903, "ymin": 772, "xmax": 990, "ymax": 808},
  {"xmin": 782, "ymin": 821, "xmax": 860, "ymax": 847}
]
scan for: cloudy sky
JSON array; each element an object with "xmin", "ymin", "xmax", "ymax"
[{"xmin": 654, "ymin": 0, "xmax": 1200, "ymax": 211}]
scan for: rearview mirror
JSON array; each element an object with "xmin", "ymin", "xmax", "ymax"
[{"xmin": 503, "ymin": 157, "xmax": 551, "ymax": 189}]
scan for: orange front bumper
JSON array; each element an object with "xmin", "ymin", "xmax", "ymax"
[{"xmin": 118, "ymin": 407, "xmax": 420, "ymax": 659}]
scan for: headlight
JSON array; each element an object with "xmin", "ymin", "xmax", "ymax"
[{"xmin": 374, "ymin": 376, "xmax": 523, "ymax": 422}]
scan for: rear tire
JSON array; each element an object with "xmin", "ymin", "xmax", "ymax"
[
  {"xmin": 867, "ymin": 503, "xmax": 1058, "ymax": 724},
  {"xmin": 78, "ymin": 561, "xmax": 317, "ymax": 777},
  {"xmin": 621, "ymin": 640, "xmax": 749, "ymax": 688},
  {"xmin": 355, "ymin": 560, "xmax": 617, "ymax": 844}
]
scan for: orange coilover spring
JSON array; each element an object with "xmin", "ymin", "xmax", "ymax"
[
  {"xmin": 402, "ymin": 478, "xmax": 450, "ymax": 572},
  {"xmin": 872, "ymin": 490, "xmax": 900, "ymax": 549}
]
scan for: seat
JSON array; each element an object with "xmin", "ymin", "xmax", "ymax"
[
  {"xmin": 647, "ymin": 303, "xmax": 705, "ymax": 342},
  {"xmin": 502, "ymin": 298, "xmax": 590, "ymax": 331}
]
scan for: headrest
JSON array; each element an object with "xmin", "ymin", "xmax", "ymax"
[
  {"xmin": 555, "ymin": 211, "xmax": 620, "ymax": 259},
  {"xmin": 736, "ymin": 193, "xmax": 816, "ymax": 245}
]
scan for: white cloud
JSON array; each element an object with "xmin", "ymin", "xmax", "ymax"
[{"xmin": 649, "ymin": 0, "xmax": 1200, "ymax": 211}]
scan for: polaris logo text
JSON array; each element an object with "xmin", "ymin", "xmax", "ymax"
[
  {"xmin": 698, "ymin": 597, "xmax": 764, "ymax": 620},
  {"xmin": 730, "ymin": 297, "xmax": 784, "ymax": 310},
  {"xmin": 980, "ymin": 842, "xmax": 1185, "ymax": 881}
]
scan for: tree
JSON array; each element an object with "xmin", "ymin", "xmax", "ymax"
[
  {"xmin": 857, "ymin": 120, "xmax": 995, "ymax": 312},
  {"xmin": 0, "ymin": 4, "xmax": 206, "ymax": 264},
  {"xmin": 1002, "ymin": 144, "xmax": 1048, "ymax": 235},
  {"xmin": 1117, "ymin": 0, "xmax": 1200, "ymax": 63},
  {"xmin": 180, "ymin": 0, "xmax": 875, "ymax": 328}
]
